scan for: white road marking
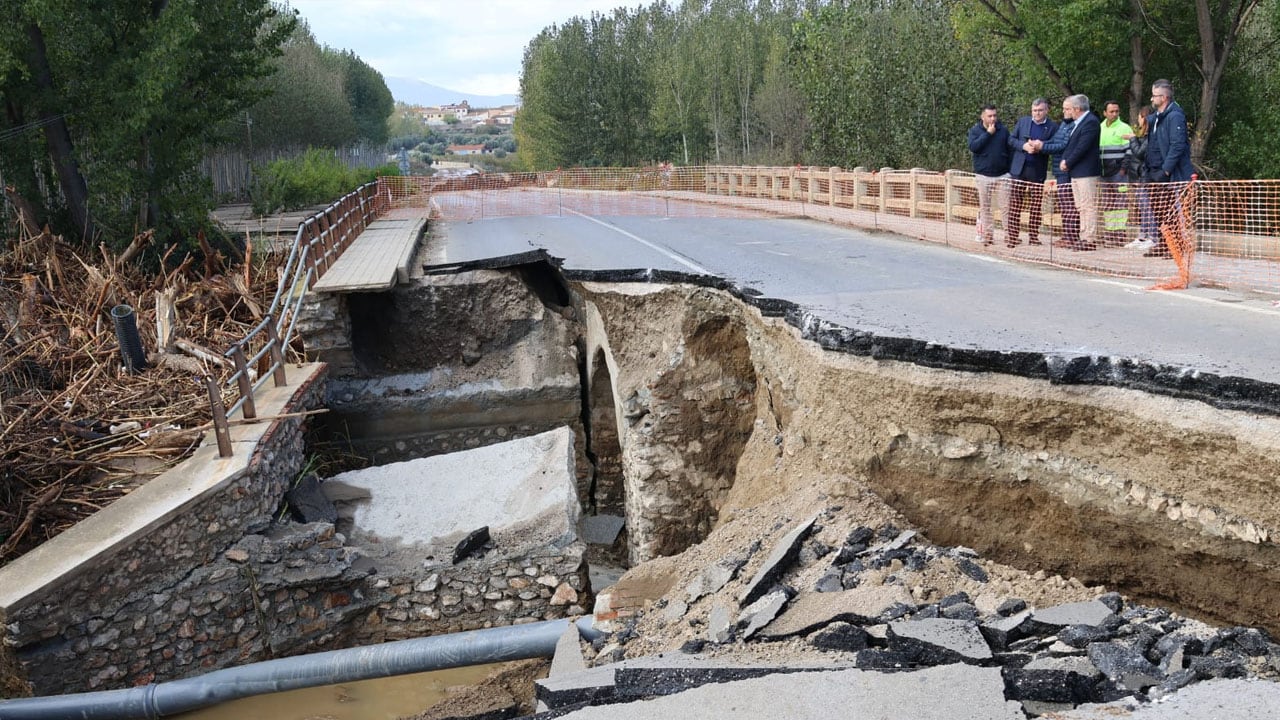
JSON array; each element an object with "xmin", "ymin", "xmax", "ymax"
[
  {"xmin": 1087, "ymin": 278, "xmax": 1280, "ymax": 317},
  {"xmin": 565, "ymin": 209, "xmax": 713, "ymax": 275},
  {"xmin": 971, "ymin": 255, "xmax": 1009, "ymax": 264},
  {"xmin": 766, "ymin": 250, "xmax": 791, "ymax": 257}
]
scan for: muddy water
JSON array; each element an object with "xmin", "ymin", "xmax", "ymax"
[{"xmin": 175, "ymin": 663, "xmax": 506, "ymax": 720}]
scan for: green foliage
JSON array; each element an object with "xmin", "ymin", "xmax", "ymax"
[
  {"xmin": 512, "ymin": 0, "xmax": 1279, "ymax": 178},
  {"xmin": 250, "ymin": 148, "xmax": 396, "ymax": 214},
  {"xmin": 0, "ymin": 0, "xmax": 295, "ymax": 249},
  {"xmin": 242, "ymin": 17, "xmax": 393, "ymax": 150}
]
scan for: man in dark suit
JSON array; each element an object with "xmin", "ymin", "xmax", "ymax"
[
  {"xmin": 1059, "ymin": 94, "xmax": 1102, "ymax": 250},
  {"xmin": 1144, "ymin": 79, "xmax": 1194, "ymax": 257},
  {"xmin": 1005, "ymin": 98, "xmax": 1058, "ymax": 247}
]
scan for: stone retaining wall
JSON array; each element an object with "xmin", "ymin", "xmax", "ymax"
[
  {"xmin": 355, "ymin": 543, "xmax": 589, "ymax": 644},
  {"xmin": 0, "ymin": 365, "xmax": 327, "ymax": 693}
]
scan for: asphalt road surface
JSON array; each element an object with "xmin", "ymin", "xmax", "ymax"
[{"xmin": 431, "ymin": 213, "xmax": 1280, "ymax": 384}]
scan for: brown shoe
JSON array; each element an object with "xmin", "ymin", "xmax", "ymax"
[{"xmin": 1028, "ymin": 237, "xmax": 1042, "ymax": 246}]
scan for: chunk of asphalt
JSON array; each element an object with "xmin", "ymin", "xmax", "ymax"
[
  {"xmin": 686, "ymin": 555, "xmax": 744, "ymax": 604},
  {"xmin": 956, "ymin": 558, "xmax": 988, "ymax": 583},
  {"xmin": 941, "ymin": 603, "xmax": 979, "ymax": 622},
  {"xmin": 1001, "ymin": 667, "xmax": 1097, "ymax": 704},
  {"xmin": 809, "ymin": 621, "xmax": 870, "ymax": 653},
  {"xmin": 580, "ymin": 514, "xmax": 626, "ymax": 545},
  {"xmin": 1048, "ymin": 678, "xmax": 1280, "ymax": 719},
  {"xmin": 853, "ymin": 649, "xmax": 915, "ymax": 670},
  {"xmin": 1188, "ymin": 653, "xmax": 1248, "ymax": 680},
  {"xmin": 858, "ymin": 529, "xmax": 917, "ymax": 558},
  {"xmin": 889, "ymin": 619, "xmax": 994, "ymax": 665},
  {"xmin": 814, "ymin": 567, "xmax": 844, "ymax": 593},
  {"xmin": 614, "ymin": 664, "xmax": 813, "ymax": 698},
  {"xmin": 739, "ymin": 515, "xmax": 818, "ymax": 607},
  {"xmin": 1031, "ymin": 600, "xmax": 1116, "ymax": 630},
  {"xmin": 756, "ymin": 586, "xmax": 915, "ymax": 640},
  {"xmin": 739, "ymin": 590, "xmax": 791, "ymax": 640},
  {"xmin": 1086, "ymin": 642, "xmax": 1163, "ymax": 692},
  {"xmin": 983, "ymin": 607, "xmax": 1034, "ymax": 653},
  {"xmin": 549, "ymin": 665, "xmax": 1026, "ymax": 719},
  {"xmin": 550, "ymin": 623, "xmax": 588, "ymax": 677},
  {"xmin": 708, "ymin": 605, "xmax": 733, "ymax": 644},
  {"xmin": 1230, "ymin": 627, "xmax": 1271, "ymax": 656},
  {"xmin": 1025, "ymin": 655, "xmax": 1104, "ymax": 680},
  {"xmin": 996, "ymin": 598, "xmax": 1028, "ymax": 617},
  {"xmin": 662, "ymin": 599, "xmax": 689, "ymax": 624},
  {"xmin": 1058, "ymin": 624, "xmax": 1114, "ymax": 649},
  {"xmin": 535, "ymin": 664, "xmax": 619, "ymax": 709},
  {"xmin": 284, "ymin": 474, "xmax": 337, "ymax": 524},
  {"xmin": 1096, "ymin": 592, "xmax": 1124, "ymax": 614},
  {"xmin": 451, "ymin": 525, "xmax": 490, "ymax": 564}
]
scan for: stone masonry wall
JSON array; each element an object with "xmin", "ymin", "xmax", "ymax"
[
  {"xmin": 353, "ymin": 542, "xmax": 589, "ymax": 644},
  {"xmin": 4, "ymin": 370, "xmax": 325, "ymax": 694}
]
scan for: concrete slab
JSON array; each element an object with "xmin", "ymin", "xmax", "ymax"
[
  {"xmin": 1031, "ymin": 600, "xmax": 1116, "ymax": 628},
  {"xmin": 889, "ymin": 618, "xmax": 994, "ymax": 664},
  {"xmin": 757, "ymin": 586, "xmax": 915, "ymax": 639},
  {"xmin": 551, "ymin": 664, "xmax": 1025, "ymax": 719},
  {"xmin": 739, "ymin": 515, "xmax": 818, "ymax": 606},
  {"xmin": 1050, "ymin": 678, "xmax": 1280, "ymax": 718},
  {"xmin": 322, "ymin": 427, "xmax": 579, "ymax": 563},
  {"xmin": 550, "ymin": 623, "xmax": 587, "ymax": 677}
]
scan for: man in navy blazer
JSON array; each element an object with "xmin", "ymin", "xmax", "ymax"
[
  {"xmin": 1059, "ymin": 94, "xmax": 1102, "ymax": 250},
  {"xmin": 1006, "ymin": 98, "xmax": 1058, "ymax": 247},
  {"xmin": 1144, "ymin": 79, "xmax": 1194, "ymax": 257}
]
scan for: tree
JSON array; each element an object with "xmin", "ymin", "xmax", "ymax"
[
  {"xmin": 342, "ymin": 51, "xmax": 393, "ymax": 146},
  {"xmin": 0, "ymin": 0, "xmax": 294, "ymax": 248},
  {"xmin": 956, "ymin": 0, "xmax": 1274, "ymax": 169}
]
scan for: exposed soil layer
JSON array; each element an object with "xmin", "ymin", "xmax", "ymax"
[{"xmin": 573, "ymin": 281, "xmax": 1280, "ymax": 636}]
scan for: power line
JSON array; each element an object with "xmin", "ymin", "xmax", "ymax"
[{"xmin": 0, "ymin": 114, "xmax": 68, "ymax": 143}]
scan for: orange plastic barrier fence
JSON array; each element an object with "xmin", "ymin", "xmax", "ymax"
[{"xmin": 377, "ymin": 167, "xmax": 1280, "ymax": 296}]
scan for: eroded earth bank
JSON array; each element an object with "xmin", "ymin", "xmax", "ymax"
[{"xmin": 308, "ymin": 256, "xmax": 1280, "ymax": 718}]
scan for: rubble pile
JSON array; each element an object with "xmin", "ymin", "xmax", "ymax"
[
  {"xmin": 554, "ymin": 515, "xmax": 1280, "ymax": 718},
  {"xmin": 0, "ymin": 230, "xmax": 284, "ymax": 565}
]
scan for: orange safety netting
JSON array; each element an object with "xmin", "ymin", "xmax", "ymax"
[{"xmin": 376, "ymin": 167, "xmax": 1280, "ymax": 296}]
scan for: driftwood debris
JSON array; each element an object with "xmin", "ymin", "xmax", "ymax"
[{"xmin": 0, "ymin": 230, "xmax": 289, "ymax": 566}]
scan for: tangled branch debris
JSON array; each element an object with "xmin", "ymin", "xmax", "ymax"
[{"xmin": 0, "ymin": 230, "xmax": 284, "ymax": 566}]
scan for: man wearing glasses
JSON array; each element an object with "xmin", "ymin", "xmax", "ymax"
[{"xmin": 1144, "ymin": 80, "xmax": 1194, "ymax": 257}]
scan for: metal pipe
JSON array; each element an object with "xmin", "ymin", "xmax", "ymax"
[
  {"xmin": 110, "ymin": 305, "xmax": 147, "ymax": 373},
  {"xmin": 0, "ymin": 617, "xmax": 600, "ymax": 720}
]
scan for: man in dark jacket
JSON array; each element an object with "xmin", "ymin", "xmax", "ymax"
[
  {"xmin": 1005, "ymin": 98, "xmax": 1057, "ymax": 247},
  {"xmin": 1040, "ymin": 113, "xmax": 1079, "ymax": 249},
  {"xmin": 1144, "ymin": 79, "xmax": 1194, "ymax": 257},
  {"xmin": 1058, "ymin": 94, "xmax": 1102, "ymax": 250},
  {"xmin": 967, "ymin": 104, "xmax": 1011, "ymax": 245}
]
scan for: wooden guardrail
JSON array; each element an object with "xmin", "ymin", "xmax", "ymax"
[
  {"xmin": 703, "ymin": 165, "xmax": 984, "ymax": 224},
  {"xmin": 207, "ymin": 181, "xmax": 385, "ymax": 457}
]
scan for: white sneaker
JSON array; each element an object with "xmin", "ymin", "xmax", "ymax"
[{"xmin": 1126, "ymin": 238, "xmax": 1155, "ymax": 250}]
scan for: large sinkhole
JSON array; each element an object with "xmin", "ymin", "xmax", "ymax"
[{"xmin": 308, "ymin": 262, "xmax": 1280, "ymax": 637}]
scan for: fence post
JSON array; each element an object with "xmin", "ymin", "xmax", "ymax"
[
  {"xmin": 266, "ymin": 316, "xmax": 288, "ymax": 387},
  {"xmin": 205, "ymin": 376, "xmax": 234, "ymax": 458},
  {"xmin": 231, "ymin": 346, "xmax": 257, "ymax": 420}
]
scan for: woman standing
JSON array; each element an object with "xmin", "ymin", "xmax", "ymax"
[{"xmin": 1122, "ymin": 106, "xmax": 1158, "ymax": 249}]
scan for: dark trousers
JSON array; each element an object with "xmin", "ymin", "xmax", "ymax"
[{"xmin": 1007, "ymin": 177, "xmax": 1045, "ymax": 244}]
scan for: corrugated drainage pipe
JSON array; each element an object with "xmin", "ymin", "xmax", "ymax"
[
  {"xmin": 0, "ymin": 616, "xmax": 600, "ymax": 720},
  {"xmin": 110, "ymin": 304, "xmax": 147, "ymax": 373}
]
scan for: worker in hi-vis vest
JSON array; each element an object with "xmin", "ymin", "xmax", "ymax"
[{"xmin": 1099, "ymin": 100, "xmax": 1133, "ymax": 246}]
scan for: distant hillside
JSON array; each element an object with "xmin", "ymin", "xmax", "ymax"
[{"xmin": 386, "ymin": 77, "xmax": 518, "ymax": 108}]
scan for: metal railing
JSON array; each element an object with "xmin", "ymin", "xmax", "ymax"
[{"xmin": 207, "ymin": 181, "xmax": 386, "ymax": 456}]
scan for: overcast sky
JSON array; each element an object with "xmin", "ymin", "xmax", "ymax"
[{"xmin": 287, "ymin": 0, "xmax": 636, "ymax": 96}]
